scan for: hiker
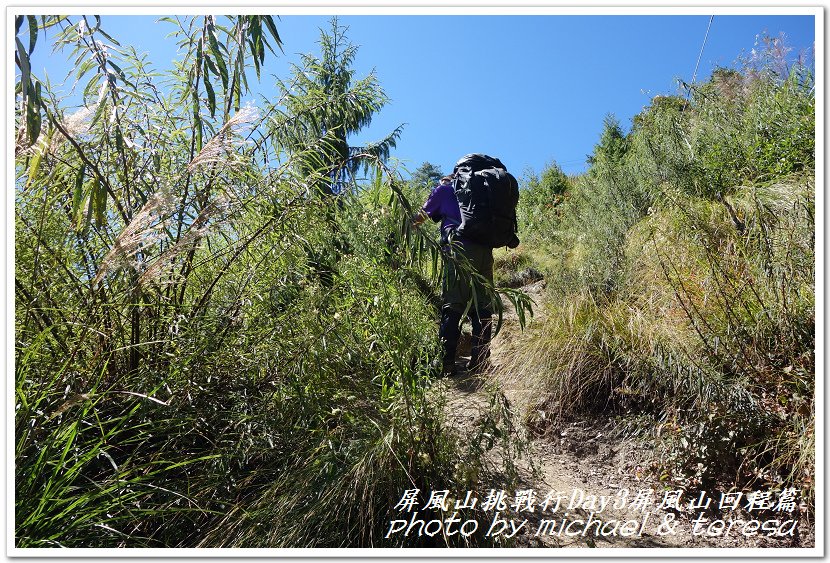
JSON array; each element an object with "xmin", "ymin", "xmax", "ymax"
[{"xmin": 414, "ymin": 175, "xmax": 495, "ymax": 376}]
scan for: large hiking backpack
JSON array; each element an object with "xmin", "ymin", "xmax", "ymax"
[{"xmin": 452, "ymin": 153, "xmax": 520, "ymax": 249}]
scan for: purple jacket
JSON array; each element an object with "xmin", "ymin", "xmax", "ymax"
[{"xmin": 422, "ymin": 183, "xmax": 461, "ymax": 242}]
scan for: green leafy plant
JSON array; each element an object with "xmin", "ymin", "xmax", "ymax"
[
  {"xmin": 15, "ymin": 15, "xmax": 526, "ymax": 548},
  {"xmin": 501, "ymin": 36, "xmax": 814, "ymax": 501}
]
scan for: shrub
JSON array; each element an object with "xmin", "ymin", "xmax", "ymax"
[{"xmin": 503, "ymin": 38, "xmax": 815, "ymax": 497}]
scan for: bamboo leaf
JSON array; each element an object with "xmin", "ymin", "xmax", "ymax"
[
  {"xmin": 26, "ymin": 80, "xmax": 41, "ymax": 146},
  {"xmin": 71, "ymin": 164, "xmax": 86, "ymax": 220},
  {"xmin": 196, "ymin": 35, "xmax": 203, "ymax": 72},
  {"xmin": 204, "ymin": 77, "xmax": 216, "ymax": 119},
  {"xmin": 27, "ymin": 15, "xmax": 37, "ymax": 54},
  {"xmin": 193, "ymin": 88, "xmax": 203, "ymax": 150},
  {"xmin": 83, "ymin": 187, "xmax": 94, "ymax": 233},
  {"xmin": 250, "ymin": 22, "xmax": 263, "ymax": 79},
  {"xmin": 108, "ymin": 60, "xmax": 126, "ymax": 82},
  {"xmin": 16, "ymin": 38, "xmax": 30, "ymax": 94},
  {"xmin": 206, "ymin": 29, "xmax": 228, "ymax": 90},
  {"xmin": 75, "ymin": 191, "xmax": 90, "ymax": 232},
  {"xmin": 91, "ymin": 91, "xmax": 109, "ymax": 126},
  {"xmin": 41, "ymin": 15, "xmax": 67, "ymax": 30},
  {"xmin": 115, "ymin": 126, "xmax": 124, "ymax": 154},
  {"xmin": 194, "ymin": 38, "xmax": 205, "ymax": 143},
  {"xmin": 262, "ymin": 16, "xmax": 284, "ymax": 54},
  {"xmin": 76, "ymin": 58, "xmax": 96, "ymax": 79},
  {"xmin": 83, "ymin": 72, "xmax": 104, "ymax": 101},
  {"xmin": 73, "ymin": 50, "xmax": 86, "ymax": 68},
  {"xmin": 93, "ymin": 176, "xmax": 106, "ymax": 227},
  {"xmin": 234, "ymin": 69, "xmax": 242, "ymax": 112},
  {"xmin": 25, "ymin": 141, "xmax": 44, "ymax": 189},
  {"xmin": 15, "ymin": 15, "xmax": 23, "ymax": 34},
  {"xmin": 203, "ymin": 53, "xmax": 219, "ymax": 78},
  {"xmin": 96, "ymin": 27, "xmax": 121, "ymax": 47}
]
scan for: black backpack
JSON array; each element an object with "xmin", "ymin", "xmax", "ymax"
[{"xmin": 452, "ymin": 154, "xmax": 520, "ymax": 249}]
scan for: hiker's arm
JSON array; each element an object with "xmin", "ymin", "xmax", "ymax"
[
  {"xmin": 412, "ymin": 209, "xmax": 428, "ymax": 227},
  {"xmin": 415, "ymin": 184, "xmax": 447, "ymax": 227}
]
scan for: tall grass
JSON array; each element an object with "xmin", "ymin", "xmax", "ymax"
[
  {"xmin": 15, "ymin": 16, "xmax": 526, "ymax": 548},
  {"xmin": 16, "ymin": 165, "xmax": 523, "ymax": 547},
  {"xmin": 504, "ymin": 38, "xmax": 814, "ymax": 496}
]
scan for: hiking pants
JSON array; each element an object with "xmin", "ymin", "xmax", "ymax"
[{"xmin": 439, "ymin": 240, "xmax": 496, "ymax": 370}]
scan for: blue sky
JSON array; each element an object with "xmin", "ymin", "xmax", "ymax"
[{"xmin": 26, "ymin": 11, "xmax": 816, "ymax": 179}]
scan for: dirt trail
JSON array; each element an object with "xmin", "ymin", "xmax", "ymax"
[{"xmin": 440, "ymin": 280, "xmax": 809, "ymax": 550}]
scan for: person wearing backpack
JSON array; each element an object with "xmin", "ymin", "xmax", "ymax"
[
  {"xmin": 414, "ymin": 155, "xmax": 520, "ymax": 376},
  {"xmin": 414, "ymin": 173, "xmax": 487, "ymax": 376}
]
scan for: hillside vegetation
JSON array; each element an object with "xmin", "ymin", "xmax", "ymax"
[
  {"xmin": 504, "ymin": 35, "xmax": 814, "ymax": 496},
  {"xmin": 15, "ymin": 16, "xmax": 532, "ymax": 548},
  {"xmin": 15, "ymin": 16, "xmax": 814, "ymax": 548}
]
